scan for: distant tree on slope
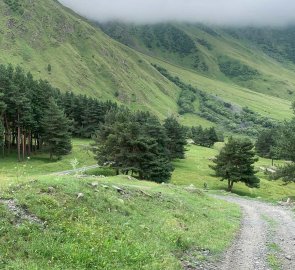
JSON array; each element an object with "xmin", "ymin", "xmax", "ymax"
[
  {"xmin": 255, "ymin": 128, "xmax": 278, "ymax": 162},
  {"xmin": 191, "ymin": 126, "xmax": 219, "ymax": 148}
]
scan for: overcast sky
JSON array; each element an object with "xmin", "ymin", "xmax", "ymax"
[{"xmin": 59, "ymin": 0, "xmax": 295, "ymax": 26}]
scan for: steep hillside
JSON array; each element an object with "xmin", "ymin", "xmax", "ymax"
[
  {"xmin": 100, "ymin": 22, "xmax": 295, "ymax": 102},
  {"xmin": 0, "ymin": 0, "xmax": 180, "ymax": 117},
  {"xmin": 224, "ymin": 26, "xmax": 295, "ymax": 65}
]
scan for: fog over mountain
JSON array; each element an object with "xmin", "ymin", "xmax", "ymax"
[{"xmin": 59, "ymin": 0, "xmax": 295, "ymax": 26}]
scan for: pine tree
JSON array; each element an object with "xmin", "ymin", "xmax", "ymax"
[
  {"xmin": 191, "ymin": 125, "xmax": 203, "ymax": 144},
  {"xmin": 136, "ymin": 111, "xmax": 174, "ymax": 182},
  {"xmin": 272, "ymin": 164, "xmax": 295, "ymax": 183},
  {"xmin": 210, "ymin": 137, "xmax": 260, "ymax": 192},
  {"xmin": 163, "ymin": 116, "xmax": 187, "ymax": 159},
  {"xmin": 207, "ymin": 127, "xmax": 219, "ymax": 146},
  {"xmin": 42, "ymin": 98, "xmax": 72, "ymax": 160},
  {"xmin": 47, "ymin": 64, "xmax": 52, "ymax": 73},
  {"xmin": 272, "ymin": 106, "xmax": 295, "ymax": 182}
]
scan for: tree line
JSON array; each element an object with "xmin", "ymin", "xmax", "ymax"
[
  {"xmin": 153, "ymin": 64, "xmax": 276, "ymax": 136},
  {"xmin": 0, "ymin": 64, "xmax": 116, "ymax": 161}
]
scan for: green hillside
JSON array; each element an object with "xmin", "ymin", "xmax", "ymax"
[{"xmin": 0, "ymin": 0, "xmax": 180, "ymax": 118}]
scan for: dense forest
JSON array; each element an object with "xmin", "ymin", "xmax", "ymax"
[{"xmin": 0, "ymin": 64, "xmax": 117, "ymax": 161}]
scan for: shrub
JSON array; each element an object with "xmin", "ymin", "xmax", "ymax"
[{"xmin": 84, "ymin": 167, "xmax": 116, "ymax": 177}]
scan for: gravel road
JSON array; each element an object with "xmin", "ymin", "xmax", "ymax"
[{"xmin": 214, "ymin": 195, "xmax": 295, "ymax": 270}]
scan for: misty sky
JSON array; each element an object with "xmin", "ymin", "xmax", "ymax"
[{"xmin": 59, "ymin": 0, "xmax": 295, "ymax": 26}]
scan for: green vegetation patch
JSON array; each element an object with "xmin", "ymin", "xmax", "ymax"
[
  {"xmin": 4, "ymin": 0, "xmax": 24, "ymax": 14},
  {"xmin": 0, "ymin": 176, "xmax": 240, "ymax": 270},
  {"xmin": 153, "ymin": 64, "xmax": 276, "ymax": 136},
  {"xmin": 84, "ymin": 167, "xmax": 117, "ymax": 177},
  {"xmin": 218, "ymin": 57, "xmax": 259, "ymax": 80}
]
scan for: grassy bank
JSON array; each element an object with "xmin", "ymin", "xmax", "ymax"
[{"xmin": 0, "ymin": 175, "xmax": 240, "ymax": 269}]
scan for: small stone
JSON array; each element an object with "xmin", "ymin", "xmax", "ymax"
[
  {"xmin": 91, "ymin": 182, "xmax": 98, "ymax": 188},
  {"xmin": 285, "ymin": 255, "xmax": 292, "ymax": 260},
  {"xmin": 112, "ymin": 185, "xmax": 124, "ymax": 193},
  {"xmin": 77, "ymin": 193, "xmax": 84, "ymax": 199},
  {"xmin": 48, "ymin": 187, "xmax": 55, "ymax": 193}
]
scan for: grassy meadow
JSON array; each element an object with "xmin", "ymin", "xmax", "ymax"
[
  {"xmin": 1, "ymin": 1, "xmax": 295, "ymax": 268},
  {"xmin": 172, "ymin": 144, "xmax": 295, "ymax": 201}
]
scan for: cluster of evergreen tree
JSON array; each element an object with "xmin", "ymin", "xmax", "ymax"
[
  {"xmin": 218, "ymin": 57, "xmax": 259, "ymax": 80},
  {"xmin": 92, "ymin": 111, "xmax": 187, "ymax": 182},
  {"xmin": 191, "ymin": 126, "xmax": 220, "ymax": 148},
  {"xmin": 4, "ymin": 0, "xmax": 24, "ymax": 14},
  {"xmin": 0, "ymin": 64, "xmax": 116, "ymax": 160},
  {"xmin": 60, "ymin": 92, "xmax": 117, "ymax": 138}
]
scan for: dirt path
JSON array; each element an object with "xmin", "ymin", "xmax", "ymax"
[
  {"xmin": 50, "ymin": 164, "xmax": 100, "ymax": 176},
  {"xmin": 214, "ymin": 195, "xmax": 295, "ymax": 270}
]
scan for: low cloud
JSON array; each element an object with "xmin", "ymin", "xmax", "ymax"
[{"xmin": 59, "ymin": 0, "xmax": 295, "ymax": 26}]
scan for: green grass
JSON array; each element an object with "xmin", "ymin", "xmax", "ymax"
[
  {"xmin": 84, "ymin": 167, "xmax": 117, "ymax": 177},
  {"xmin": 0, "ymin": 139, "xmax": 95, "ymax": 187},
  {"xmin": 0, "ymin": 175, "xmax": 240, "ymax": 269},
  {"xmin": 178, "ymin": 113, "xmax": 215, "ymax": 128},
  {"xmin": 172, "ymin": 144, "xmax": 295, "ymax": 201},
  {"xmin": 1, "ymin": 139, "xmax": 293, "ymax": 268}
]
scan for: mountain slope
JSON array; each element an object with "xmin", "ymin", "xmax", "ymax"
[
  {"xmin": 100, "ymin": 22, "xmax": 295, "ymax": 102},
  {"xmin": 0, "ymin": 0, "xmax": 181, "ymax": 118},
  {"xmin": 1, "ymin": 0, "xmax": 293, "ymax": 129}
]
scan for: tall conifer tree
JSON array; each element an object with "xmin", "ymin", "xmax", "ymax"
[{"xmin": 42, "ymin": 98, "xmax": 72, "ymax": 160}]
